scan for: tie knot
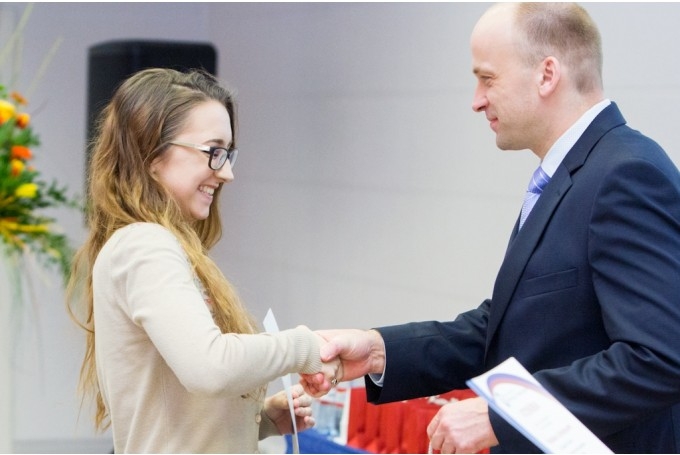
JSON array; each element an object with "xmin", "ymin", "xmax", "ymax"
[{"xmin": 527, "ymin": 166, "xmax": 550, "ymax": 194}]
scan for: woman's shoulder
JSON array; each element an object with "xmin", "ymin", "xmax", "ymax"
[
  {"xmin": 104, "ymin": 222, "xmax": 181, "ymax": 255},
  {"xmin": 113, "ymin": 221, "xmax": 172, "ymax": 237}
]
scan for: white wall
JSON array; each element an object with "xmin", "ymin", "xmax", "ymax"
[
  {"xmin": 209, "ymin": 2, "xmax": 680, "ymax": 328},
  {"xmin": 4, "ymin": 2, "xmax": 680, "ymax": 452}
]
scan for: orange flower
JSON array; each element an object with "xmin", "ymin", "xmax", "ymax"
[
  {"xmin": 10, "ymin": 159, "xmax": 25, "ymax": 176},
  {"xmin": 0, "ymin": 99, "xmax": 15, "ymax": 123},
  {"xmin": 10, "ymin": 145, "xmax": 33, "ymax": 160},
  {"xmin": 16, "ymin": 112, "xmax": 30, "ymax": 128},
  {"xmin": 11, "ymin": 91, "xmax": 28, "ymax": 105}
]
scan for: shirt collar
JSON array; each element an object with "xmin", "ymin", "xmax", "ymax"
[{"xmin": 541, "ymin": 99, "xmax": 611, "ymax": 177}]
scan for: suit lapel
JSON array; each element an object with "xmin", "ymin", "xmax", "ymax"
[
  {"xmin": 485, "ymin": 103, "xmax": 627, "ymax": 352},
  {"xmin": 487, "ymin": 168, "xmax": 573, "ymax": 341}
]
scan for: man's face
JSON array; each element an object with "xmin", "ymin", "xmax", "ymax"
[{"xmin": 470, "ymin": 7, "xmax": 540, "ymax": 152}]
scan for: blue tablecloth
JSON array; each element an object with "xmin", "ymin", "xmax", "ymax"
[{"xmin": 285, "ymin": 430, "xmax": 369, "ymax": 454}]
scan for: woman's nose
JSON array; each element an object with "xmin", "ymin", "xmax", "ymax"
[{"xmin": 216, "ymin": 164, "xmax": 234, "ymax": 183}]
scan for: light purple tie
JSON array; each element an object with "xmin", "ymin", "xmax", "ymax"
[{"xmin": 519, "ymin": 166, "xmax": 550, "ymax": 229}]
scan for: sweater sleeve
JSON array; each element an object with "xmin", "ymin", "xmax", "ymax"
[
  {"xmin": 106, "ymin": 223, "xmax": 322, "ymax": 396},
  {"xmin": 258, "ymin": 410, "xmax": 280, "ymax": 440}
]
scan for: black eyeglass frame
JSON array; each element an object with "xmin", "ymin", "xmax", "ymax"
[{"xmin": 169, "ymin": 140, "xmax": 238, "ymax": 170}]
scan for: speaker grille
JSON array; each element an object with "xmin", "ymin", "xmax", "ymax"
[{"xmin": 85, "ymin": 40, "xmax": 217, "ymax": 172}]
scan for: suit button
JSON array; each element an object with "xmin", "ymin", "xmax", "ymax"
[{"xmin": 255, "ymin": 414, "xmax": 262, "ymax": 424}]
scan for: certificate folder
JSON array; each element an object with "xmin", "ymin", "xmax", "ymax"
[{"xmin": 466, "ymin": 357, "xmax": 612, "ymax": 454}]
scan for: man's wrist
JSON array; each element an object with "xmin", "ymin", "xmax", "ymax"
[{"xmin": 368, "ymin": 329, "xmax": 386, "ymax": 375}]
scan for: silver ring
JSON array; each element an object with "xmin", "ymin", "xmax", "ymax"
[{"xmin": 331, "ymin": 378, "xmax": 338, "ymax": 387}]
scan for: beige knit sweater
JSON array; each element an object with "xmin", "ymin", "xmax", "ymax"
[{"xmin": 92, "ymin": 222, "xmax": 322, "ymax": 453}]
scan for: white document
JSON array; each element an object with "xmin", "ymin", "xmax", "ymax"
[
  {"xmin": 263, "ymin": 309, "xmax": 299, "ymax": 454},
  {"xmin": 466, "ymin": 357, "xmax": 612, "ymax": 454}
]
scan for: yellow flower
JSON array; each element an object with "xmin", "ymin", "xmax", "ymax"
[
  {"xmin": 17, "ymin": 223, "xmax": 49, "ymax": 233},
  {"xmin": 16, "ymin": 112, "xmax": 30, "ymax": 128},
  {"xmin": 0, "ymin": 219, "xmax": 48, "ymax": 233},
  {"xmin": 15, "ymin": 183, "xmax": 38, "ymax": 198},
  {"xmin": 10, "ymin": 159, "xmax": 25, "ymax": 176},
  {"xmin": 0, "ymin": 99, "xmax": 16, "ymax": 123}
]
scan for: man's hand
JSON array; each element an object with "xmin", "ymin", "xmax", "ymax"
[
  {"xmin": 426, "ymin": 397, "xmax": 499, "ymax": 454},
  {"xmin": 300, "ymin": 329, "xmax": 386, "ymax": 397}
]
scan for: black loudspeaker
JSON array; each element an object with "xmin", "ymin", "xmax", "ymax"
[{"xmin": 85, "ymin": 39, "xmax": 217, "ymax": 165}]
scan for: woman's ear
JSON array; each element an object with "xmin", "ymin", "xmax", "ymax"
[{"xmin": 149, "ymin": 156, "xmax": 160, "ymax": 176}]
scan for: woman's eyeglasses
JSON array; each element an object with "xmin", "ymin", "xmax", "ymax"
[{"xmin": 169, "ymin": 141, "xmax": 238, "ymax": 170}]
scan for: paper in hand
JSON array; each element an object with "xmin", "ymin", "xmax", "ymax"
[
  {"xmin": 263, "ymin": 309, "xmax": 300, "ymax": 454},
  {"xmin": 467, "ymin": 357, "xmax": 612, "ymax": 454}
]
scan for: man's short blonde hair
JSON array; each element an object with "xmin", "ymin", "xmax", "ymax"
[{"xmin": 513, "ymin": 2, "xmax": 603, "ymax": 94}]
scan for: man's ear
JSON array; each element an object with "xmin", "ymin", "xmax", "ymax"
[{"xmin": 538, "ymin": 56, "xmax": 561, "ymax": 97}]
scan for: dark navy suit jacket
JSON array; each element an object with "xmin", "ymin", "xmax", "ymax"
[{"xmin": 366, "ymin": 103, "xmax": 680, "ymax": 453}]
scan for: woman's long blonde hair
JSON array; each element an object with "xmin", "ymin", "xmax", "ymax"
[{"xmin": 67, "ymin": 68, "xmax": 256, "ymax": 431}]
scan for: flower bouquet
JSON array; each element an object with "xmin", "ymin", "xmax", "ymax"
[
  {"xmin": 0, "ymin": 4, "xmax": 78, "ymax": 287},
  {"xmin": 0, "ymin": 85, "xmax": 78, "ymax": 284}
]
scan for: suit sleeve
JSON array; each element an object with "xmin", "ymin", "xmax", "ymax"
[{"xmin": 366, "ymin": 299, "xmax": 491, "ymax": 403}]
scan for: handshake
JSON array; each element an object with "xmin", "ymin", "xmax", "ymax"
[
  {"xmin": 294, "ymin": 327, "xmax": 499, "ymax": 454},
  {"xmin": 299, "ymin": 328, "xmax": 386, "ymax": 398}
]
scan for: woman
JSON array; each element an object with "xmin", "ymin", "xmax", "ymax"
[{"xmin": 67, "ymin": 68, "xmax": 336, "ymax": 453}]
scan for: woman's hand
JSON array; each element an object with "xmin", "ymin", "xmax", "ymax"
[
  {"xmin": 264, "ymin": 384, "xmax": 316, "ymax": 434},
  {"xmin": 301, "ymin": 329, "xmax": 381, "ymax": 397}
]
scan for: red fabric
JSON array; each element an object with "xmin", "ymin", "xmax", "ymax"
[
  {"xmin": 345, "ymin": 387, "xmax": 489, "ymax": 454},
  {"xmin": 346, "ymin": 387, "xmax": 367, "ymax": 449},
  {"xmin": 403, "ymin": 399, "xmax": 439, "ymax": 454},
  {"xmin": 363, "ymin": 403, "xmax": 384, "ymax": 453},
  {"xmin": 380, "ymin": 401, "xmax": 405, "ymax": 453}
]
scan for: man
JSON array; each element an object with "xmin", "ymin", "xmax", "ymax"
[{"xmin": 303, "ymin": 3, "xmax": 680, "ymax": 453}]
